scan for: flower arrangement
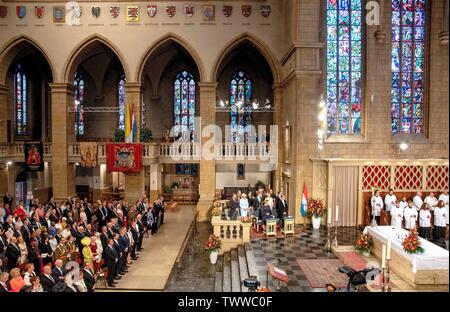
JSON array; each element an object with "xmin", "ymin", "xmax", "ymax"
[
  {"xmin": 208, "ymin": 200, "xmax": 223, "ymax": 219},
  {"xmin": 240, "ymin": 216, "xmax": 252, "ymax": 223},
  {"xmin": 354, "ymin": 233, "xmax": 373, "ymax": 253},
  {"xmin": 204, "ymin": 234, "xmax": 222, "ymax": 254},
  {"xmin": 307, "ymin": 198, "xmax": 326, "ymax": 218},
  {"xmin": 402, "ymin": 229, "xmax": 425, "ymax": 254},
  {"xmin": 256, "ymin": 287, "xmax": 271, "ymax": 292}
]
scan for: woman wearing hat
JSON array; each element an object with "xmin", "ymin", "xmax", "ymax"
[
  {"xmin": 81, "ymin": 236, "xmax": 94, "ymax": 268},
  {"xmin": 239, "ymin": 194, "xmax": 249, "ymax": 217}
]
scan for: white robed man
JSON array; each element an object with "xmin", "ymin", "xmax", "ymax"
[
  {"xmin": 438, "ymin": 190, "xmax": 449, "ymax": 226},
  {"xmin": 413, "ymin": 192, "xmax": 423, "ymax": 211},
  {"xmin": 424, "ymin": 192, "xmax": 438, "ymax": 212},
  {"xmin": 404, "ymin": 201, "xmax": 418, "ymax": 230},
  {"xmin": 390, "ymin": 201, "xmax": 404, "ymax": 227},
  {"xmin": 433, "ymin": 200, "xmax": 446, "ymax": 240},
  {"xmin": 384, "ymin": 189, "xmax": 396, "ymax": 225},
  {"xmin": 399, "ymin": 196, "xmax": 408, "ymax": 211},
  {"xmin": 370, "ymin": 190, "xmax": 384, "ymax": 225}
]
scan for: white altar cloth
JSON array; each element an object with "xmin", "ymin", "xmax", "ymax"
[{"xmin": 363, "ymin": 226, "xmax": 449, "ymax": 272}]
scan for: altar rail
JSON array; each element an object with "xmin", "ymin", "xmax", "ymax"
[{"xmin": 211, "ymin": 216, "xmax": 252, "ymax": 254}]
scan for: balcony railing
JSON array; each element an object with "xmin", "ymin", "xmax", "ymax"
[
  {"xmin": 1, "ymin": 142, "xmax": 274, "ymax": 164},
  {"xmin": 211, "ymin": 216, "xmax": 252, "ymax": 254}
]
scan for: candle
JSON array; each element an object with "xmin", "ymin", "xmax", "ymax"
[
  {"xmin": 327, "ymin": 207, "xmax": 332, "ymax": 224},
  {"xmin": 386, "ymin": 239, "xmax": 392, "ymax": 260},
  {"xmin": 335, "ymin": 205, "xmax": 339, "ymax": 222},
  {"xmin": 381, "ymin": 244, "xmax": 386, "ymax": 269}
]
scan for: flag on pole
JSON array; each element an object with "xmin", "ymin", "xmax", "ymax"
[
  {"xmin": 300, "ymin": 182, "xmax": 309, "ymax": 217},
  {"xmin": 125, "ymin": 100, "xmax": 136, "ymax": 143}
]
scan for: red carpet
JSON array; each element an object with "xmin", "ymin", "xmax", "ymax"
[
  {"xmin": 297, "ymin": 259, "xmax": 348, "ymax": 288},
  {"xmin": 250, "ymin": 225, "xmax": 305, "ymax": 239},
  {"xmin": 335, "ymin": 251, "xmax": 368, "ymax": 271}
]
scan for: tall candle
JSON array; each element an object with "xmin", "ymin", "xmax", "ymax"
[
  {"xmin": 335, "ymin": 205, "xmax": 339, "ymax": 222},
  {"xmin": 381, "ymin": 244, "xmax": 386, "ymax": 268},
  {"xmin": 327, "ymin": 207, "xmax": 332, "ymax": 224},
  {"xmin": 386, "ymin": 239, "xmax": 392, "ymax": 260}
]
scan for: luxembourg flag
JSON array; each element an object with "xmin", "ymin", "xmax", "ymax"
[
  {"xmin": 125, "ymin": 100, "xmax": 136, "ymax": 143},
  {"xmin": 300, "ymin": 182, "xmax": 309, "ymax": 217}
]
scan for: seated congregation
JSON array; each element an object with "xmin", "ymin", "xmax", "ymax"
[{"xmin": 0, "ymin": 195, "xmax": 167, "ymax": 292}]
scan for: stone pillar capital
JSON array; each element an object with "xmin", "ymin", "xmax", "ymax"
[
  {"xmin": 0, "ymin": 84, "xmax": 8, "ymax": 95},
  {"xmin": 124, "ymin": 82, "xmax": 143, "ymax": 93},
  {"xmin": 198, "ymin": 82, "xmax": 217, "ymax": 92},
  {"xmin": 49, "ymin": 83, "xmax": 75, "ymax": 95}
]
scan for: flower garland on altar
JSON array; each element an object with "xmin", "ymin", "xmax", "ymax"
[
  {"xmin": 355, "ymin": 233, "xmax": 373, "ymax": 253},
  {"xmin": 402, "ymin": 229, "xmax": 425, "ymax": 254},
  {"xmin": 307, "ymin": 198, "xmax": 325, "ymax": 218},
  {"xmin": 240, "ymin": 216, "xmax": 252, "ymax": 223}
]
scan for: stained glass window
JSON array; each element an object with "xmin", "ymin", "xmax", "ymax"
[
  {"xmin": 326, "ymin": 0, "xmax": 363, "ymax": 135},
  {"xmin": 391, "ymin": 0, "xmax": 426, "ymax": 134},
  {"xmin": 74, "ymin": 73, "xmax": 85, "ymax": 135},
  {"xmin": 118, "ymin": 75, "xmax": 126, "ymax": 130},
  {"xmin": 230, "ymin": 71, "xmax": 252, "ymax": 142},
  {"xmin": 174, "ymin": 71, "xmax": 196, "ymax": 134},
  {"xmin": 14, "ymin": 64, "xmax": 27, "ymax": 135}
]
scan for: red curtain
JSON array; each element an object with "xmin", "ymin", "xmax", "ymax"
[{"xmin": 106, "ymin": 143, "xmax": 142, "ymax": 173}]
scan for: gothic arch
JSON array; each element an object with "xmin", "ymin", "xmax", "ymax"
[
  {"xmin": 136, "ymin": 33, "xmax": 206, "ymax": 83},
  {"xmin": 211, "ymin": 33, "xmax": 281, "ymax": 84},
  {"xmin": 0, "ymin": 35, "xmax": 56, "ymax": 85},
  {"xmin": 62, "ymin": 34, "xmax": 131, "ymax": 83}
]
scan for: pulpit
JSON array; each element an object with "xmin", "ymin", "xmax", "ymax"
[
  {"xmin": 282, "ymin": 217, "xmax": 295, "ymax": 235},
  {"xmin": 264, "ymin": 219, "xmax": 277, "ymax": 237}
]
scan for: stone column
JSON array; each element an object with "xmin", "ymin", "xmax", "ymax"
[
  {"xmin": 197, "ymin": 82, "xmax": 217, "ymax": 221},
  {"xmin": 149, "ymin": 163, "xmax": 162, "ymax": 202},
  {"xmin": 50, "ymin": 83, "xmax": 76, "ymax": 201},
  {"xmin": 0, "ymin": 85, "xmax": 8, "ymax": 142},
  {"xmin": 273, "ymin": 84, "xmax": 283, "ymax": 193},
  {"xmin": 123, "ymin": 82, "xmax": 145, "ymax": 202}
]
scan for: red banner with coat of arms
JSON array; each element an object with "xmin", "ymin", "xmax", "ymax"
[{"xmin": 106, "ymin": 143, "xmax": 142, "ymax": 173}]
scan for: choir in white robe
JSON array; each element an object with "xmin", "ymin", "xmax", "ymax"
[
  {"xmin": 419, "ymin": 209, "xmax": 432, "ymax": 239},
  {"xmin": 390, "ymin": 205, "xmax": 403, "ymax": 227},
  {"xmin": 403, "ymin": 206, "xmax": 418, "ymax": 230},
  {"xmin": 424, "ymin": 195, "xmax": 438, "ymax": 212},
  {"xmin": 384, "ymin": 194, "xmax": 397, "ymax": 212},
  {"xmin": 399, "ymin": 200, "xmax": 408, "ymax": 211},
  {"xmin": 434, "ymin": 206, "xmax": 447, "ymax": 239},
  {"xmin": 413, "ymin": 195, "xmax": 423, "ymax": 211},
  {"xmin": 371, "ymin": 195, "xmax": 383, "ymax": 216},
  {"xmin": 438, "ymin": 193, "xmax": 449, "ymax": 225}
]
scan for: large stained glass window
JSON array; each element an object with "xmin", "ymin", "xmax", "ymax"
[
  {"xmin": 391, "ymin": 0, "xmax": 426, "ymax": 134},
  {"xmin": 230, "ymin": 71, "xmax": 252, "ymax": 142},
  {"xmin": 326, "ymin": 0, "xmax": 363, "ymax": 135},
  {"xmin": 174, "ymin": 71, "xmax": 196, "ymax": 133},
  {"xmin": 118, "ymin": 75, "xmax": 126, "ymax": 130},
  {"xmin": 14, "ymin": 64, "xmax": 27, "ymax": 135},
  {"xmin": 74, "ymin": 73, "xmax": 85, "ymax": 135}
]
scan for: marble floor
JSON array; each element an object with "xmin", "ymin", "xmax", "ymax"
[{"xmin": 101, "ymin": 205, "xmax": 197, "ymax": 291}]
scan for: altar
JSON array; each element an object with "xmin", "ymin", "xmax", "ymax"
[{"xmin": 364, "ymin": 226, "xmax": 449, "ymax": 290}]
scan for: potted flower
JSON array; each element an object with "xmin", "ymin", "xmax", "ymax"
[
  {"xmin": 307, "ymin": 198, "xmax": 325, "ymax": 230},
  {"xmin": 355, "ymin": 233, "xmax": 373, "ymax": 256},
  {"xmin": 402, "ymin": 229, "xmax": 425, "ymax": 254},
  {"xmin": 204, "ymin": 234, "xmax": 222, "ymax": 264},
  {"xmin": 240, "ymin": 216, "xmax": 252, "ymax": 224}
]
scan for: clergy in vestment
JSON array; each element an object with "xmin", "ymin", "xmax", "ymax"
[
  {"xmin": 404, "ymin": 201, "xmax": 418, "ymax": 230},
  {"xmin": 384, "ymin": 189, "xmax": 397, "ymax": 213},
  {"xmin": 370, "ymin": 190, "xmax": 383, "ymax": 225},
  {"xmin": 424, "ymin": 192, "xmax": 438, "ymax": 212},
  {"xmin": 413, "ymin": 192, "xmax": 423, "ymax": 211},
  {"xmin": 390, "ymin": 201, "xmax": 403, "ymax": 227},
  {"xmin": 418, "ymin": 203, "xmax": 432, "ymax": 240},
  {"xmin": 433, "ymin": 200, "xmax": 446, "ymax": 239}
]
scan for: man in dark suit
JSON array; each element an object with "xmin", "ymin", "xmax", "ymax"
[
  {"xmin": 6, "ymin": 237, "xmax": 21, "ymax": 271},
  {"xmin": 0, "ymin": 272, "xmax": 11, "ymax": 292},
  {"xmin": 129, "ymin": 223, "xmax": 139, "ymax": 260},
  {"xmin": 41, "ymin": 265, "xmax": 56, "ymax": 292},
  {"xmin": 0, "ymin": 228, "xmax": 6, "ymax": 260},
  {"xmin": 96, "ymin": 203, "xmax": 108, "ymax": 229},
  {"xmin": 229, "ymin": 194, "xmax": 239, "ymax": 218},
  {"xmin": 52, "ymin": 259, "xmax": 67, "ymax": 282},
  {"xmin": 104, "ymin": 238, "xmax": 119, "ymax": 287},
  {"xmin": 276, "ymin": 194, "xmax": 288, "ymax": 219},
  {"xmin": 82, "ymin": 262, "xmax": 96, "ymax": 292},
  {"xmin": 136, "ymin": 215, "xmax": 145, "ymax": 251},
  {"xmin": 118, "ymin": 227, "xmax": 130, "ymax": 275},
  {"xmin": 100, "ymin": 226, "xmax": 109, "ymax": 250}
]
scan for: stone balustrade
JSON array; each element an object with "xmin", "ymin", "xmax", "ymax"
[{"xmin": 211, "ymin": 216, "xmax": 252, "ymax": 255}]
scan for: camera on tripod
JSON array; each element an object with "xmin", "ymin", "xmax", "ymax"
[{"xmin": 241, "ymin": 276, "xmax": 260, "ymax": 292}]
